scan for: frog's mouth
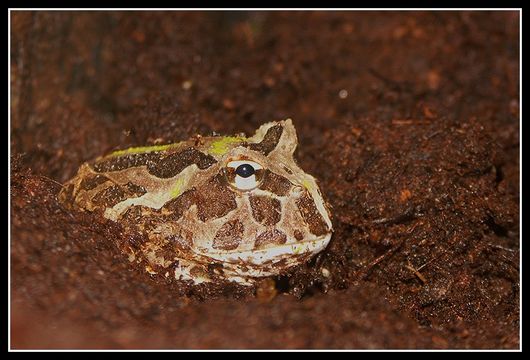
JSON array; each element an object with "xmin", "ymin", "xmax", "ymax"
[{"xmin": 194, "ymin": 233, "xmax": 332, "ymax": 278}]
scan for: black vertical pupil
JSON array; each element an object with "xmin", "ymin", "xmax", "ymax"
[{"xmin": 235, "ymin": 164, "xmax": 255, "ymax": 178}]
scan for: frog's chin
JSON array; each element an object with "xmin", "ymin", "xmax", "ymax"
[{"xmin": 173, "ymin": 233, "xmax": 332, "ymax": 285}]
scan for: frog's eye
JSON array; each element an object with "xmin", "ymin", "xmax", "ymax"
[{"xmin": 224, "ymin": 160, "xmax": 265, "ymax": 191}]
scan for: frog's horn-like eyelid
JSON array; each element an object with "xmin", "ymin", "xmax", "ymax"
[
  {"xmin": 248, "ymin": 118, "xmax": 298, "ymax": 155},
  {"xmin": 273, "ymin": 118, "xmax": 298, "ymax": 154}
]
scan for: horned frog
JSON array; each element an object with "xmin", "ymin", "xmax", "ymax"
[{"xmin": 59, "ymin": 119, "xmax": 333, "ymax": 285}]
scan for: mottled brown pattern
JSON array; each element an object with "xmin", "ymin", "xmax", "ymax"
[
  {"xmin": 259, "ymin": 171, "xmax": 292, "ymax": 196},
  {"xmin": 79, "ymin": 174, "xmax": 110, "ymax": 190},
  {"xmin": 162, "ymin": 189, "xmax": 197, "ymax": 220},
  {"xmin": 294, "ymin": 229, "xmax": 304, "ymax": 241},
  {"xmin": 147, "ymin": 148, "xmax": 217, "ymax": 178},
  {"xmin": 120, "ymin": 205, "xmax": 161, "ymax": 232},
  {"xmin": 296, "ymin": 192, "xmax": 329, "ymax": 236},
  {"xmin": 213, "ymin": 219, "xmax": 244, "ymax": 251},
  {"xmin": 92, "ymin": 185, "xmax": 127, "ymax": 207},
  {"xmin": 92, "ymin": 148, "xmax": 217, "ymax": 179},
  {"xmin": 255, "ymin": 229, "xmax": 287, "ymax": 248},
  {"xmin": 189, "ymin": 266, "xmax": 209, "ymax": 280},
  {"xmin": 154, "ymin": 240, "xmax": 179, "ymax": 265},
  {"xmin": 168, "ymin": 228, "xmax": 194, "ymax": 250},
  {"xmin": 196, "ymin": 174, "xmax": 237, "ymax": 221},
  {"xmin": 120, "ymin": 206, "xmax": 161, "ymax": 232},
  {"xmin": 283, "ymin": 166, "xmax": 293, "ymax": 175},
  {"xmin": 92, "ymin": 182, "xmax": 146, "ymax": 209},
  {"xmin": 125, "ymin": 182, "xmax": 146, "ymax": 197},
  {"xmin": 93, "ymin": 152, "xmax": 162, "ymax": 173},
  {"xmin": 163, "ymin": 174, "xmax": 238, "ymax": 223},
  {"xmin": 120, "ymin": 205, "xmax": 144, "ymax": 223},
  {"xmin": 249, "ymin": 195, "xmax": 281, "ymax": 226},
  {"xmin": 247, "ymin": 124, "xmax": 283, "ymax": 155}
]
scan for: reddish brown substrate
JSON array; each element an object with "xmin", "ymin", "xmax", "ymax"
[{"xmin": 10, "ymin": 11, "xmax": 519, "ymax": 349}]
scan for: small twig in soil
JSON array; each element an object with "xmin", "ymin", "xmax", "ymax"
[
  {"xmin": 405, "ymin": 261, "xmax": 427, "ymax": 284},
  {"xmin": 391, "ymin": 119, "xmax": 432, "ymax": 126},
  {"xmin": 353, "ymin": 240, "xmax": 404, "ymax": 281},
  {"xmin": 37, "ymin": 175, "xmax": 64, "ymax": 188},
  {"xmin": 372, "ymin": 206, "xmax": 417, "ymax": 225},
  {"xmin": 417, "ymin": 257, "xmax": 436, "ymax": 271},
  {"xmin": 487, "ymin": 243, "xmax": 518, "ymax": 253}
]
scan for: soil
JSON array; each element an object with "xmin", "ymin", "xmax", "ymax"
[{"xmin": 10, "ymin": 11, "xmax": 520, "ymax": 349}]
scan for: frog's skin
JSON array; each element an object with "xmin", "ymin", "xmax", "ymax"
[{"xmin": 59, "ymin": 119, "xmax": 333, "ymax": 285}]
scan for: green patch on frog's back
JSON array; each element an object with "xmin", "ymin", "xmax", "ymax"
[
  {"xmin": 109, "ymin": 142, "xmax": 183, "ymax": 157},
  {"xmin": 107, "ymin": 135, "xmax": 248, "ymax": 159},
  {"xmin": 208, "ymin": 136, "xmax": 247, "ymax": 156},
  {"xmin": 169, "ymin": 177, "xmax": 185, "ymax": 199}
]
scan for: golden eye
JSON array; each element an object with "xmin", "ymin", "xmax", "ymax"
[{"xmin": 225, "ymin": 160, "xmax": 265, "ymax": 191}]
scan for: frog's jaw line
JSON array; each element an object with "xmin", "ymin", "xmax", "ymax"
[
  {"xmin": 173, "ymin": 233, "xmax": 330, "ymax": 286},
  {"xmin": 224, "ymin": 234, "xmax": 329, "ymax": 263},
  {"xmin": 197, "ymin": 233, "xmax": 331, "ymax": 273}
]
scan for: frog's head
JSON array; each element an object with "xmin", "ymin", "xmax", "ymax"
[{"xmin": 185, "ymin": 119, "xmax": 333, "ymax": 277}]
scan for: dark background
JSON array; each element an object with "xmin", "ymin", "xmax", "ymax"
[{"xmin": 10, "ymin": 11, "xmax": 520, "ymax": 349}]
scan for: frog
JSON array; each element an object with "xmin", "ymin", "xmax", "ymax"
[{"xmin": 58, "ymin": 119, "xmax": 333, "ymax": 285}]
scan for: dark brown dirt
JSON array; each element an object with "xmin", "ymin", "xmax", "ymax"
[{"xmin": 10, "ymin": 11, "xmax": 520, "ymax": 349}]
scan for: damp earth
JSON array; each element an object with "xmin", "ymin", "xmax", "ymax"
[{"xmin": 10, "ymin": 11, "xmax": 519, "ymax": 349}]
